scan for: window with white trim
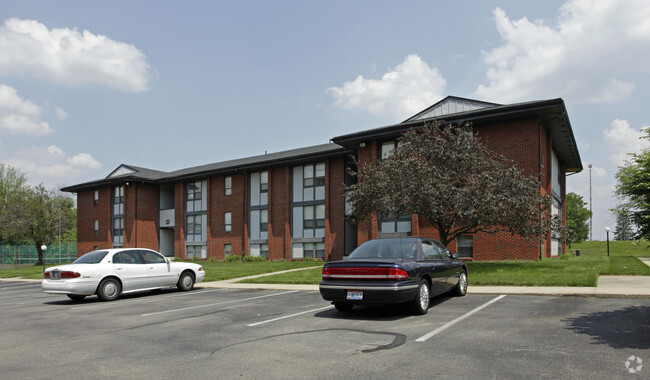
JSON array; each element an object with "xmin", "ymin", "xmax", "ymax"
[
  {"xmin": 225, "ymin": 176, "xmax": 232, "ymax": 196},
  {"xmin": 224, "ymin": 212, "xmax": 232, "ymax": 232}
]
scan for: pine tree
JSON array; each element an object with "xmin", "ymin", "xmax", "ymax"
[{"xmin": 613, "ymin": 206, "xmax": 636, "ymax": 240}]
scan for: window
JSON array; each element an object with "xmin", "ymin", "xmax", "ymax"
[
  {"xmin": 381, "ymin": 141, "xmax": 397, "ymax": 160},
  {"xmin": 113, "ymin": 251, "xmax": 143, "ymax": 264},
  {"xmin": 187, "ymin": 180, "xmax": 207, "ymax": 212},
  {"xmin": 260, "ymin": 209, "xmax": 268, "ymax": 232},
  {"xmin": 186, "ymin": 245, "xmax": 206, "ymax": 259},
  {"xmin": 249, "ymin": 172, "xmax": 269, "ymax": 256},
  {"xmin": 113, "ymin": 218, "xmax": 124, "ymax": 246},
  {"xmin": 113, "ymin": 186, "xmax": 124, "ymax": 216},
  {"xmin": 422, "ymin": 241, "xmax": 442, "ymax": 260},
  {"xmin": 225, "ymin": 176, "xmax": 232, "ymax": 195},
  {"xmin": 302, "ymin": 163, "xmax": 325, "ymax": 201},
  {"xmin": 224, "ymin": 212, "xmax": 232, "ymax": 232},
  {"xmin": 186, "ymin": 180, "xmax": 207, "ymax": 244},
  {"xmin": 141, "ymin": 250, "xmax": 165, "ymax": 264},
  {"xmin": 94, "ymin": 220, "xmax": 99, "ymax": 236},
  {"xmin": 303, "ymin": 205, "xmax": 325, "ymax": 238},
  {"xmin": 94, "ymin": 190, "xmax": 99, "ymax": 205},
  {"xmin": 303, "ymin": 242, "xmax": 325, "ymax": 259},
  {"xmin": 112, "ymin": 186, "xmax": 124, "ymax": 247},
  {"xmin": 379, "ymin": 213, "xmax": 411, "ymax": 236},
  {"xmin": 224, "ymin": 244, "xmax": 232, "ymax": 256},
  {"xmin": 186, "ymin": 215, "xmax": 204, "ymax": 241},
  {"xmin": 249, "ymin": 244, "xmax": 268, "ymax": 259},
  {"xmin": 250, "ymin": 171, "xmax": 268, "ymax": 206},
  {"xmin": 458, "ymin": 235, "xmax": 473, "ymax": 258}
]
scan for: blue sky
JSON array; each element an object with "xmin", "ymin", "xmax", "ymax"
[{"xmin": 1, "ymin": 0, "xmax": 648, "ymax": 240}]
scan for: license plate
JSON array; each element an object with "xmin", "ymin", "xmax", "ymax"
[
  {"xmin": 51, "ymin": 271, "xmax": 61, "ymax": 279},
  {"xmin": 346, "ymin": 290, "xmax": 363, "ymax": 300}
]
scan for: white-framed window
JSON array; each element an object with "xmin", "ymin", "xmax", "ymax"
[
  {"xmin": 224, "ymin": 212, "xmax": 232, "ymax": 232},
  {"xmin": 186, "ymin": 244, "xmax": 206, "ymax": 259},
  {"xmin": 224, "ymin": 244, "xmax": 232, "ymax": 256},
  {"xmin": 94, "ymin": 219, "xmax": 99, "ymax": 236},
  {"xmin": 381, "ymin": 140, "xmax": 397, "ymax": 160},
  {"xmin": 225, "ymin": 176, "xmax": 232, "ymax": 196},
  {"xmin": 94, "ymin": 190, "xmax": 99, "ymax": 205}
]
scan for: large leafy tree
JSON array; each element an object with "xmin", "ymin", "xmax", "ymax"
[
  {"xmin": 565, "ymin": 192, "xmax": 591, "ymax": 244},
  {"xmin": 615, "ymin": 130, "xmax": 650, "ymax": 239},
  {"xmin": 0, "ymin": 164, "xmax": 76, "ymax": 264},
  {"xmin": 0, "ymin": 164, "xmax": 30, "ymax": 245},
  {"xmin": 345, "ymin": 122, "xmax": 552, "ymax": 247}
]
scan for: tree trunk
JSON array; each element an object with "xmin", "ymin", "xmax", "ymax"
[{"xmin": 36, "ymin": 244, "xmax": 44, "ymax": 266}]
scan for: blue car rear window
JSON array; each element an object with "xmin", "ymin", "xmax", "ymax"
[{"xmin": 73, "ymin": 250, "xmax": 109, "ymax": 264}]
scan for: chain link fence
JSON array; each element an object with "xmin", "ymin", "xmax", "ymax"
[{"xmin": 0, "ymin": 243, "xmax": 77, "ymax": 268}]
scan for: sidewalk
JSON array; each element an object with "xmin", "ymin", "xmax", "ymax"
[
  {"xmin": 198, "ymin": 258, "xmax": 650, "ymax": 298},
  {"xmin": 5, "ymin": 259, "xmax": 650, "ymax": 298}
]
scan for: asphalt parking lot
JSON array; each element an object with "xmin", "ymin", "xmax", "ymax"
[{"xmin": 1, "ymin": 281, "xmax": 649, "ymax": 379}]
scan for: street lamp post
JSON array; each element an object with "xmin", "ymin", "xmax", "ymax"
[
  {"xmin": 605, "ymin": 227, "xmax": 610, "ymax": 257},
  {"xmin": 41, "ymin": 244, "xmax": 47, "ymax": 274},
  {"xmin": 589, "ymin": 164, "xmax": 594, "ymax": 241}
]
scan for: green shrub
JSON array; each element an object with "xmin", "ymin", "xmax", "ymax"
[
  {"xmin": 242, "ymin": 255, "xmax": 265, "ymax": 262},
  {"xmin": 224, "ymin": 254, "xmax": 240, "ymax": 262}
]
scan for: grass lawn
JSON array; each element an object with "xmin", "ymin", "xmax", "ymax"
[
  {"xmin": 241, "ymin": 240, "xmax": 650, "ymax": 287},
  {"xmin": 2, "ymin": 240, "xmax": 649, "ymax": 287},
  {"xmin": 0, "ymin": 259, "xmax": 323, "ymax": 281}
]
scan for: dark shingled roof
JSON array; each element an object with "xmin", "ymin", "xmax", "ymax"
[
  {"xmin": 332, "ymin": 96, "xmax": 582, "ymax": 173},
  {"xmin": 60, "ymin": 143, "xmax": 350, "ymax": 192}
]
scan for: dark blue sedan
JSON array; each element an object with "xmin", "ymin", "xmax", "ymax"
[{"xmin": 319, "ymin": 237, "xmax": 468, "ymax": 315}]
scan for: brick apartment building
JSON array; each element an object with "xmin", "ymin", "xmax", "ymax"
[{"xmin": 61, "ymin": 96, "xmax": 582, "ymax": 261}]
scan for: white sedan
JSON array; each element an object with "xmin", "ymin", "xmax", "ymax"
[{"xmin": 42, "ymin": 248, "xmax": 205, "ymax": 301}]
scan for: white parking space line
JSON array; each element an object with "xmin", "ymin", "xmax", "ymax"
[
  {"xmin": 247, "ymin": 305, "xmax": 334, "ymax": 327},
  {"xmin": 141, "ymin": 290, "xmax": 299, "ymax": 316},
  {"xmin": 69, "ymin": 288, "xmax": 228, "ymax": 310},
  {"xmin": 416, "ymin": 295, "xmax": 507, "ymax": 342}
]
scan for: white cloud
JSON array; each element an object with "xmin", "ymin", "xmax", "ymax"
[
  {"xmin": 473, "ymin": 0, "xmax": 650, "ymax": 104},
  {"xmin": 603, "ymin": 119, "xmax": 647, "ymax": 166},
  {"xmin": 0, "ymin": 84, "xmax": 53, "ymax": 136},
  {"xmin": 0, "ymin": 18, "xmax": 152, "ymax": 92},
  {"xmin": 327, "ymin": 54, "xmax": 446, "ymax": 121},
  {"xmin": 54, "ymin": 106, "xmax": 68, "ymax": 119},
  {"xmin": 6, "ymin": 145, "xmax": 102, "ymax": 186}
]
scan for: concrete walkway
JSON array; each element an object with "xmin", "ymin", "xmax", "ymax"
[{"xmin": 5, "ymin": 259, "xmax": 650, "ymax": 298}]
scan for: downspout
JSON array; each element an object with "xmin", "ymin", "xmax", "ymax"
[
  {"xmin": 539, "ymin": 123, "xmax": 543, "ymax": 260},
  {"xmin": 134, "ymin": 182, "xmax": 138, "ymax": 247}
]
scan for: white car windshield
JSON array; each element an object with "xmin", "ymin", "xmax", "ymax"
[{"xmin": 73, "ymin": 250, "xmax": 109, "ymax": 264}]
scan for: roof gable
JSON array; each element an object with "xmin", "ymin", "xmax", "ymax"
[
  {"xmin": 107, "ymin": 165, "xmax": 137, "ymax": 178},
  {"xmin": 404, "ymin": 96, "xmax": 499, "ymax": 122}
]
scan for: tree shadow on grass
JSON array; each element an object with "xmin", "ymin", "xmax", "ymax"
[{"xmin": 563, "ymin": 306, "xmax": 650, "ymax": 349}]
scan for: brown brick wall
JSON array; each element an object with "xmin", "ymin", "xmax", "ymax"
[
  {"xmin": 208, "ymin": 173, "xmax": 246, "ymax": 259},
  {"xmin": 76, "ymin": 187, "xmax": 112, "ymax": 255}
]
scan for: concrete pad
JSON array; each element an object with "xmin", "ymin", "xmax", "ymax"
[
  {"xmin": 468, "ymin": 286, "xmax": 596, "ymax": 296},
  {"xmin": 595, "ymin": 275, "xmax": 650, "ymax": 297}
]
